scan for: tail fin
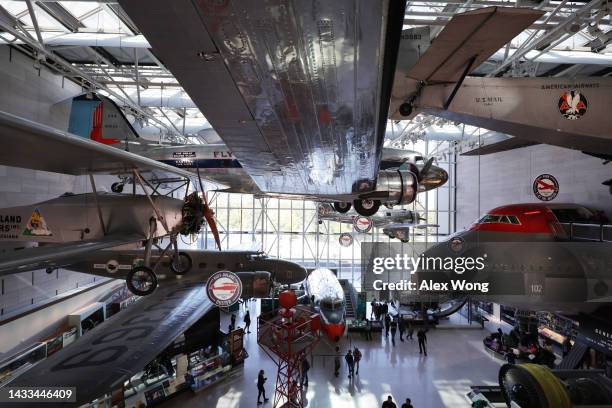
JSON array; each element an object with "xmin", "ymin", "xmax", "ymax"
[{"xmin": 68, "ymin": 94, "xmax": 140, "ymax": 145}]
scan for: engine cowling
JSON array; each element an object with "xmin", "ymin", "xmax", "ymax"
[
  {"xmin": 374, "ymin": 169, "xmax": 418, "ymax": 205},
  {"xmin": 236, "ymin": 271, "xmax": 271, "ymax": 299}
]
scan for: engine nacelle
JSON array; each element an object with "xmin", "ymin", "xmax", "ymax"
[
  {"xmin": 236, "ymin": 271, "xmax": 271, "ymax": 299},
  {"xmin": 375, "ymin": 169, "xmax": 418, "ymax": 205}
]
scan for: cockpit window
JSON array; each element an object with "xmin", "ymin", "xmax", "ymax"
[
  {"xmin": 414, "ymin": 156, "xmax": 423, "ymax": 163},
  {"xmin": 478, "ymin": 214, "xmax": 521, "ymax": 225}
]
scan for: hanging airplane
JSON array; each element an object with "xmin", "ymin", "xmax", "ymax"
[
  {"xmin": 114, "ymin": 0, "xmax": 454, "ymax": 218},
  {"xmin": 317, "ymin": 203, "xmax": 439, "ymax": 242},
  {"xmin": 65, "ymin": 93, "xmax": 448, "ymax": 217},
  {"xmin": 0, "ymin": 109, "xmax": 223, "ymax": 296},
  {"xmin": 388, "ymin": 7, "xmax": 612, "ymax": 159}
]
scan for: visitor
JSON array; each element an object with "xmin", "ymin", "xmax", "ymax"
[{"xmin": 257, "ymin": 369, "xmax": 269, "ymax": 405}]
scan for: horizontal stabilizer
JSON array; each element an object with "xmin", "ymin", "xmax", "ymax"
[{"xmin": 407, "ymin": 7, "xmax": 543, "ymax": 84}]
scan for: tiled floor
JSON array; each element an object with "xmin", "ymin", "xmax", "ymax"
[{"xmin": 161, "ymin": 301, "xmax": 505, "ymax": 408}]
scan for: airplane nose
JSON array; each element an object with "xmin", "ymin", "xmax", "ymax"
[
  {"xmin": 419, "ymin": 165, "xmax": 448, "ymax": 192},
  {"xmin": 273, "ymin": 260, "xmax": 307, "ymax": 285}
]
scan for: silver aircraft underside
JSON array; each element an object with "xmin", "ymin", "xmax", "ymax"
[{"xmin": 120, "ymin": 0, "xmax": 405, "ymax": 197}]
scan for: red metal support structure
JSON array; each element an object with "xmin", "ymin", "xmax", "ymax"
[{"xmin": 258, "ymin": 291, "xmax": 321, "ymax": 407}]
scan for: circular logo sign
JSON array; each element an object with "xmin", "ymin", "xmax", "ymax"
[
  {"xmin": 449, "ymin": 236, "xmax": 464, "ymax": 253},
  {"xmin": 558, "ymin": 90, "xmax": 587, "ymax": 120},
  {"xmin": 339, "ymin": 233, "xmax": 353, "ymax": 247},
  {"xmin": 533, "ymin": 174, "xmax": 559, "ymax": 201},
  {"xmin": 106, "ymin": 259, "xmax": 119, "ymax": 274},
  {"xmin": 207, "ymin": 271, "xmax": 242, "ymax": 307},
  {"xmin": 353, "ymin": 216, "xmax": 373, "ymax": 233}
]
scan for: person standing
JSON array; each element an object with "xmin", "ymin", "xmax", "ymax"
[
  {"xmin": 407, "ymin": 322, "xmax": 414, "ymax": 340},
  {"xmin": 257, "ymin": 369, "xmax": 269, "ymax": 405},
  {"xmin": 371, "ymin": 300, "xmax": 376, "ymax": 319},
  {"xmin": 382, "ymin": 395, "xmax": 397, "ymax": 408},
  {"xmin": 417, "ymin": 328, "xmax": 427, "ymax": 356},
  {"xmin": 398, "ymin": 315, "xmax": 405, "ymax": 342},
  {"xmin": 345, "ymin": 349, "xmax": 355, "ymax": 378},
  {"xmin": 562, "ymin": 336, "xmax": 572, "ymax": 357},
  {"xmin": 244, "ymin": 310, "xmax": 251, "ymax": 333},
  {"xmin": 401, "ymin": 398, "xmax": 414, "ymax": 408},
  {"xmin": 353, "ymin": 347, "xmax": 362, "ymax": 375},
  {"xmin": 301, "ymin": 356, "xmax": 310, "ymax": 387},
  {"xmin": 390, "ymin": 318, "xmax": 398, "ymax": 346},
  {"xmin": 334, "ymin": 346, "xmax": 341, "ymax": 377},
  {"xmin": 231, "ymin": 313, "xmax": 236, "ymax": 329},
  {"xmin": 384, "ymin": 314, "xmax": 391, "ymax": 337}
]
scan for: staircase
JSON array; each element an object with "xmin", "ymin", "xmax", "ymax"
[{"xmin": 338, "ymin": 279, "xmax": 356, "ymax": 319}]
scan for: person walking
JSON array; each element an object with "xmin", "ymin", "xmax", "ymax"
[
  {"xmin": 334, "ymin": 346, "xmax": 341, "ymax": 377},
  {"xmin": 365, "ymin": 319, "xmax": 373, "ymax": 341},
  {"xmin": 257, "ymin": 369, "xmax": 269, "ymax": 405},
  {"xmin": 382, "ymin": 395, "xmax": 397, "ymax": 408},
  {"xmin": 345, "ymin": 349, "xmax": 355, "ymax": 378},
  {"xmin": 301, "ymin": 356, "xmax": 310, "ymax": 387},
  {"xmin": 398, "ymin": 315, "xmax": 405, "ymax": 342},
  {"xmin": 384, "ymin": 314, "xmax": 391, "ymax": 337},
  {"xmin": 244, "ymin": 310, "xmax": 251, "ymax": 333},
  {"xmin": 390, "ymin": 318, "xmax": 398, "ymax": 346},
  {"xmin": 417, "ymin": 328, "xmax": 427, "ymax": 356},
  {"xmin": 353, "ymin": 347, "xmax": 362, "ymax": 375},
  {"xmin": 407, "ymin": 322, "xmax": 414, "ymax": 340},
  {"xmin": 371, "ymin": 300, "xmax": 376, "ymax": 319},
  {"xmin": 401, "ymin": 398, "xmax": 414, "ymax": 408}
]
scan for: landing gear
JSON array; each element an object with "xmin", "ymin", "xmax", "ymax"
[
  {"xmin": 111, "ymin": 182, "xmax": 124, "ymax": 193},
  {"xmin": 126, "ymin": 266, "xmax": 158, "ymax": 296},
  {"xmin": 333, "ymin": 202, "xmax": 351, "ymax": 214},
  {"xmin": 170, "ymin": 251, "xmax": 192, "ymax": 275},
  {"xmin": 353, "ymin": 199, "xmax": 380, "ymax": 216}
]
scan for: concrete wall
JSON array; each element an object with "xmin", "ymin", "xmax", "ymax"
[
  {"xmin": 0, "ymin": 45, "xmax": 117, "ymax": 320},
  {"xmin": 456, "ymin": 143, "xmax": 612, "ymax": 229}
]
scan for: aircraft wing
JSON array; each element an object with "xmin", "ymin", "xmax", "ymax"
[
  {"xmin": 461, "ymin": 136, "xmax": 539, "ymax": 156},
  {"xmin": 390, "ymin": 7, "xmax": 543, "ymax": 117},
  {"xmin": 0, "ymin": 110, "xmax": 193, "ymax": 179},
  {"xmin": 9, "ymin": 280, "xmax": 212, "ymax": 407},
  {"xmin": 0, "ymin": 233, "xmax": 144, "ymax": 276},
  {"xmin": 119, "ymin": 0, "xmax": 406, "ymax": 197}
]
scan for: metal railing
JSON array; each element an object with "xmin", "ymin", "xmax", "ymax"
[{"xmin": 558, "ymin": 223, "xmax": 612, "ymax": 242}]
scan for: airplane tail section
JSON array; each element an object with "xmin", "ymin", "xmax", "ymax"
[
  {"xmin": 68, "ymin": 94, "xmax": 140, "ymax": 145},
  {"xmin": 390, "ymin": 7, "xmax": 543, "ymax": 118}
]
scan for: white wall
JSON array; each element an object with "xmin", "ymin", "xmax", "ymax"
[
  {"xmin": 0, "ymin": 45, "xmax": 117, "ymax": 320},
  {"xmin": 456, "ymin": 143, "xmax": 612, "ymax": 229}
]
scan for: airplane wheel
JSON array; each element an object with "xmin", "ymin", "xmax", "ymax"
[
  {"xmin": 333, "ymin": 202, "xmax": 351, "ymax": 213},
  {"xmin": 126, "ymin": 266, "xmax": 158, "ymax": 296},
  {"xmin": 399, "ymin": 102, "xmax": 413, "ymax": 117},
  {"xmin": 170, "ymin": 252, "xmax": 192, "ymax": 275},
  {"xmin": 353, "ymin": 199, "xmax": 380, "ymax": 216},
  {"xmin": 111, "ymin": 182, "xmax": 124, "ymax": 193}
]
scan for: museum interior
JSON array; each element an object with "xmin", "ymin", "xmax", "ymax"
[{"xmin": 0, "ymin": 0, "xmax": 611, "ymax": 407}]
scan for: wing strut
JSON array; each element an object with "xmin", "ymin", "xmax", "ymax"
[
  {"xmin": 443, "ymin": 55, "xmax": 477, "ymax": 110},
  {"xmin": 88, "ymin": 174, "xmax": 107, "ymax": 236}
]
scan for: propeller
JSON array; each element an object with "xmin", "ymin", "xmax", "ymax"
[
  {"xmin": 196, "ymin": 167, "xmax": 221, "ymax": 251},
  {"xmin": 398, "ymin": 156, "xmax": 434, "ymax": 181}
]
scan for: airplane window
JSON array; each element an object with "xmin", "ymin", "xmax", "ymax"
[
  {"xmin": 414, "ymin": 156, "xmax": 423, "ymax": 162},
  {"xmin": 499, "ymin": 216, "xmax": 510, "ymax": 224},
  {"xmin": 509, "ymin": 216, "xmax": 521, "ymax": 225},
  {"xmin": 478, "ymin": 214, "xmax": 500, "ymax": 223},
  {"xmin": 199, "ymin": 263, "xmax": 207, "ymax": 268}
]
